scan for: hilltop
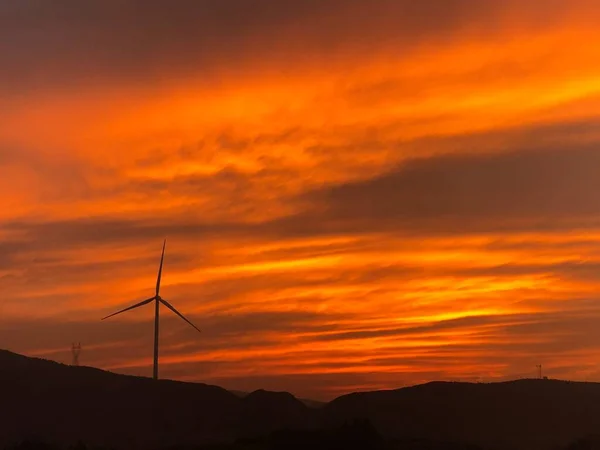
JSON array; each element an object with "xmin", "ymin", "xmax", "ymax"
[
  {"xmin": 229, "ymin": 389, "xmax": 326, "ymax": 409},
  {"xmin": 324, "ymin": 379, "xmax": 600, "ymax": 450},
  {"xmin": 2, "ymin": 349, "xmax": 600, "ymax": 449},
  {"xmin": 0, "ymin": 350, "xmax": 313, "ymax": 448}
]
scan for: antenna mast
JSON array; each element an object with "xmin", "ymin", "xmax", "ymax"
[
  {"xmin": 536, "ymin": 364, "xmax": 542, "ymax": 379},
  {"xmin": 72, "ymin": 342, "xmax": 82, "ymax": 366}
]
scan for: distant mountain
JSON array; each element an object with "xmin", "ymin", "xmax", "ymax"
[
  {"xmin": 237, "ymin": 389, "xmax": 314, "ymax": 438},
  {"xmin": 3, "ymin": 349, "xmax": 600, "ymax": 450},
  {"xmin": 229, "ymin": 389, "xmax": 326, "ymax": 409}
]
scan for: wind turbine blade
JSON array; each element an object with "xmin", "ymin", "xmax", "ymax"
[
  {"xmin": 101, "ymin": 297, "xmax": 156, "ymax": 320},
  {"xmin": 159, "ymin": 298, "xmax": 201, "ymax": 333},
  {"xmin": 156, "ymin": 239, "xmax": 166, "ymax": 296}
]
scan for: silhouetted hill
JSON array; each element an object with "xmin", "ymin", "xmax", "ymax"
[
  {"xmin": 0, "ymin": 350, "xmax": 312, "ymax": 448},
  {"xmin": 4, "ymin": 350, "xmax": 600, "ymax": 450},
  {"xmin": 229, "ymin": 389, "xmax": 325, "ymax": 409},
  {"xmin": 237, "ymin": 390, "xmax": 314, "ymax": 438},
  {"xmin": 324, "ymin": 380, "xmax": 600, "ymax": 450}
]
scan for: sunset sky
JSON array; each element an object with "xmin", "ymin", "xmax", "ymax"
[{"xmin": 2, "ymin": 0, "xmax": 600, "ymax": 400}]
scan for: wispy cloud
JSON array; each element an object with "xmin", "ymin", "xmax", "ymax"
[{"xmin": 2, "ymin": 0, "xmax": 600, "ymax": 400}]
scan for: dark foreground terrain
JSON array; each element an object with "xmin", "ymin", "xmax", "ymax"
[
  {"xmin": 5, "ymin": 429, "xmax": 600, "ymax": 450},
  {"xmin": 3, "ymin": 349, "xmax": 600, "ymax": 450}
]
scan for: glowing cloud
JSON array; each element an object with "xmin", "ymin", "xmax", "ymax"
[{"xmin": 2, "ymin": 0, "xmax": 600, "ymax": 399}]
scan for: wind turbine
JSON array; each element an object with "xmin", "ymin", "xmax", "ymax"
[{"xmin": 101, "ymin": 239, "xmax": 201, "ymax": 380}]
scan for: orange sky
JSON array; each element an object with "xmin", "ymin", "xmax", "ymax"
[{"xmin": 2, "ymin": 0, "xmax": 600, "ymax": 400}]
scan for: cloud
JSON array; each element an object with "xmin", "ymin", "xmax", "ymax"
[
  {"xmin": 3, "ymin": 0, "xmax": 598, "ymax": 94},
  {"xmin": 0, "ymin": 1, "xmax": 500, "ymax": 89},
  {"xmin": 3, "ymin": 0, "xmax": 600, "ymax": 401},
  {"xmin": 297, "ymin": 140, "xmax": 600, "ymax": 236}
]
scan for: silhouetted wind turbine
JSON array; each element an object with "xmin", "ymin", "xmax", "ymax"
[{"xmin": 101, "ymin": 239, "xmax": 201, "ymax": 380}]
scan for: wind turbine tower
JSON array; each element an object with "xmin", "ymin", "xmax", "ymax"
[{"xmin": 102, "ymin": 240, "xmax": 201, "ymax": 380}]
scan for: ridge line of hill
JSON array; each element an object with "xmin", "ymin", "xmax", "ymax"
[{"xmin": 3, "ymin": 348, "xmax": 600, "ymax": 450}]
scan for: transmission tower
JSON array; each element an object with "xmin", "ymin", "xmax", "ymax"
[
  {"xmin": 536, "ymin": 364, "xmax": 542, "ymax": 379},
  {"xmin": 72, "ymin": 342, "xmax": 82, "ymax": 366}
]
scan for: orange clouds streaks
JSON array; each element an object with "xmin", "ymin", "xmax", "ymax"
[
  {"xmin": 6, "ymin": 229, "xmax": 600, "ymax": 325},
  {"xmin": 102, "ymin": 322, "xmax": 551, "ymax": 385},
  {"xmin": 4, "ymin": 17, "xmax": 600, "ymax": 179},
  {"xmin": 106, "ymin": 330, "xmax": 493, "ymax": 371},
  {"xmin": 159, "ymin": 238, "xmax": 597, "ymax": 300},
  {"xmin": 3, "ymin": 1, "xmax": 600, "ymax": 400}
]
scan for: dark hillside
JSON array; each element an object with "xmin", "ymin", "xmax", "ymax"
[
  {"xmin": 4, "ymin": 350, "xmax": 600, "ymax": 450},
  {"xmin": 324, "ymin": 380, "xmax": 600, "ymax": 450},
  {"xmin": 0, "ymin": 350, "xmax": 312, "ymax": 448}
]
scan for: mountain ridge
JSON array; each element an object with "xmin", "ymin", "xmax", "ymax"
[{"xmin": 3, "ymin": 349, "xmax": 600, "ymax": 450}]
